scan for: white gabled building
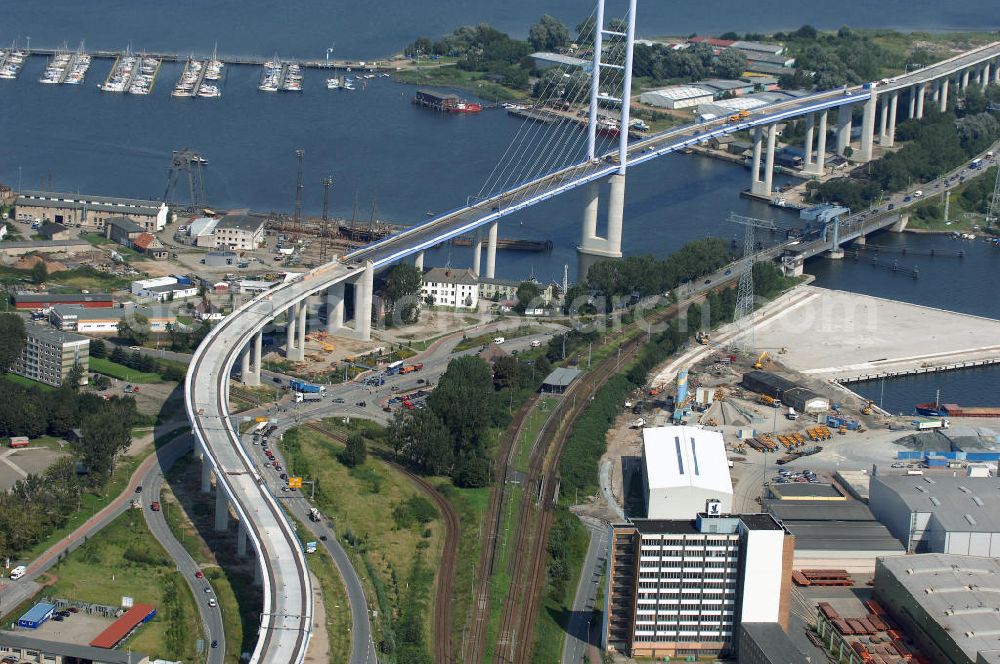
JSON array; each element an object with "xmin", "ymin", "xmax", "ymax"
[
  {"xmin": 641, "ymin": 426, "xmax": 734, "ymax": 519},
  {"xmin": 421, "ymin": 267, "xmax": 479, "ymax": 310}
]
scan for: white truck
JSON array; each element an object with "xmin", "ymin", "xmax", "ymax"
[
  {"xmin": 786, "ymin": 407, "xmax": 798, "ymax": 421},
  {"xmin": 493, "ymin": 336, "xmax": 505, "ymax": 344},
  {"xmin": 913, "ymin": 418, "xmax": 950, "ymax": 430},
  {"xmin": 308, "ymin": 507, "xmax": 321, "ymax": 522},
  {"xmin": 630, "ymin": 417, "xmax": 646, "ymax": 429},
  {"xmin": 295, "ymin": 392, "xmax": 323, "ymax": 403},
  {"xmin": 9, "ymin": 565, "xmax": 26, "ymax": 580}
]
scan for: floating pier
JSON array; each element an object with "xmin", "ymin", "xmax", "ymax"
[
  {"xmin": 100, "ymin": 49, "xmax": 161, "ymax": 94},
  {"xmin": 173, "ymin": 55, "xmax": 223, "ymax": 98},
  {"xmin": 0, "ymin": 46, "xmax": 28, "ymax": 81},
  {"xmin": 40, "ymin": 43, "xmax": 91, "ymax": 85}
]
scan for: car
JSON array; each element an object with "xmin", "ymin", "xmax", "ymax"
[
  {"xmin": 272, "ymin": 376, "xmax": 282, "ymax": 384},
  {"xmin": 416, "ymin": 378, "xmax": 425, "ymax": 384},
  {"xmin": 204, "ymin": 587, "xmax": 212, "ymax": 594},
  {"xmin": 280, "ymin": 486, "xmax": 288, "ymax": 492},
  {"xmin": 320, "ymin": 535, "xmax": 328, "ymax": 541},
  {"xmin": 129, "ymin": 346, "xmax": 141, "ymax": 351},
  {"xmin": 67, "ymin": 607, "xmax": 78, "ymax": 613},
  {"xmin": 52, "ymin": 615, "xmax": 64, "ymax": 622},
  {"xmin": 280, "ymin": 473, "xmax": 288, "ymax": 480},
  {"xmin": 275, "ymin": 464, "xmax": 283, "ymax": 471},
  {"xmin": 703, "ymin": 279, "xmax": 711, "ymax": 285},
  {"xmin": 211, "ymin": 640, "xmax": 219, "ymax": 649},
  {"xmin": 890, "ymin": 462, "xmax": 905, "ymax": 468},
  {"xmin": 58, "ymin": 610, "xmax": 70, "ymax": 618},
  {"xmin": 332, "ymin": 397, "xmax": 345, "ymax": 404},
  {"xmin": 724, "ymin": 269, "xmax": 732, "ymax": 276},
  {"xmin": 356, "ymin": 401, "xmax": 366, "ymax": 407},
  {"xmin": 903, "ymin": 196, "xmax": 912, "ymax": 202},
  {"xmin": 195, "ymin": 570, "xmax": 204, "ymax": 579},
  {"xmin": 135, "ymin": 486, "xmax": 143, "ymax": 493},
  {"xmin": 150, "ymin": 501, "xmax": 160, "ymax": 511},
  {"xmin": 208, "ymin": 599, "xmax": 217, "ymax": 608},
  {"xmin": 887, "ymin": 203, "xmax": 895, "ymax": 210}
]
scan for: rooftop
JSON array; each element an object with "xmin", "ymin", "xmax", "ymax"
[
  {"xmin": 24, "ymin": 322, "xmax": 89, "ymax": 346},
  {"xmin": 765, "ymin": 498, "xmax": 876, "ymax": 521},
  {"xmin": 640, "ymin": 85, "xmax": 714, "ymax": 101},
  {"xmin": 872, "ymin": 476, "xmax": 1000, "ymax": 533},
  {"xmin": 17, "ymin": 190, "xmax": 164, "ymax": 214},
  {"xmin": 542, "ymin": 367, "xmax": 581, "ymax": 388},
  {"xmin": 0, "ymin": 631, "xmax": 149, "ymax": 664},
  {"xmin": 769, "ymin": 482, "xmax": 846, "ymax": 500},
  {"xmin": 642, "ymin": 426, "xmax": 733, "ymax": 497},
  {"xmin": 740, "ymin": 623, "xmax": 810, "ymax": 664},
  {"xmin": 699, "ymin": 78, "xmax": 753, "ymax": 91},
  {"xmin": 16, "ymin": 292, "xmax": 113, "ymax": 303},
  {"xmin": 53, "ymin": 304, "xmax": 175, "ymax": 321},
  {"xmin": 106, "ymin": 216, "xmax": 144, "ymax": 234},
  {"xmin": 530, "ymin": 52, "xmax": 590, "ymax": 68},
  {"xmin": 626, "ymin": 513, "xmax": 782, "ymax": 535},
  {"xmin": 878, "ymin": 554, "xmax": 1000, "ymax": 663},
  {"xmin": 731, "ymin": 40, "xmax": 785, "ymax": 54},
  {"xmin": 423, "ymin": 267, "xmax": 478, "ymax": 286},
  {"xmin": 216, "ymin": 213, "xmax": 265, "ymax": 232},
  {"xmin": 19, "ymin": 602, "xmax": 55, "ymax": 624},
  {"xmin": 783, "ymin": 520, "xmax": 904, "ymax": 552}
]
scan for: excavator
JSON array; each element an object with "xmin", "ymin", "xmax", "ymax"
[{"xmin": 753, "ymin": 351, "xmax": 770, "ymax": 369}]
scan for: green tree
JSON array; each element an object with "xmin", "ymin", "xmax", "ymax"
[
  {"xmin": 117, "ymin": 313, "xmax": 150, "ymax": 345},
  {"xmin": 63, "ymin": 362, "xmax": 85, "ymax": 390},
  {"xmin": 528, "ymin": 15, "xmax": 570, "ymax": 52},
  {"xmin": 515, "ymin": 281, "xmax": 542, "ymax": 313},
  {"xmin": 713, "ymin": 48, "xmax": 747, "ymax": 79},
  {"xmin": 30, "ymin": 260, "xmax": 48, "ymax": 285},
  {"xmin": 338, "ymin": 433, "xmax": 367, "ymax": 468},
  {"xmin": 89, "ymin": 339, "xmax": 107, "ymax": 359},
  {"xmin": 78, "ymin": 406, "xmax": 133, "ymax": 482},
  {"xmin": 381, "ymin": 263, "xmax": 423, "ymax": 325},
  {"xmin": 0, "ymin": 313, "xmax": 26, "ymax": 372},
  {"xmin": 575, "ymin": 16, "xmax": 597, "ymax": 45}
]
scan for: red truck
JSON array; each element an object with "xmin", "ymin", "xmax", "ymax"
[{"xmin": 400, "ymin": 363, "xmax": 424, "ymax": 374}]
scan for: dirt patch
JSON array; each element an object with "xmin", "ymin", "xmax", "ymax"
[{"xmin": 14, "ymin": 255, "xmax": 67, "ymax": 272}]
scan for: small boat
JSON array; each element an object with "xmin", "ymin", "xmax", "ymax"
[{"xmin": 326, "ymin": 77, "xmax": 341, "ymax": 89}]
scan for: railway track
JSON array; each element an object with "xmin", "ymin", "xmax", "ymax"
[
  {"xmin": 302, "ymin": 422, "xmax": 459, "ymax": 664},
  {"xmin": 463, "ymin": 395, "xmax": 540, "ymax": 664},
  {"xmin": 493, "ymin": 298, "xmax": 691, "ymax": 663}
]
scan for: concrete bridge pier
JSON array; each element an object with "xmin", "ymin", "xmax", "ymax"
[
  {"xmin": 961, "ymin": 68, "xmax": 970, "ymax": 92},
  {"xmin": 939, "ymin": 78, "xmax": 949, "ymax": 112},
  {"xmin": 853, "ymin": 234, "xmax": 866, "ymax": 246},
  {"xmin": 471, "ymin": 235, "xmax": 483, "ymax": 276},
  {"xmin": 215, "ymin": 485, "xmax": 229, "ymax": 532},
  {"xmin": 254, "ymin": 562, "xmax": 263, "ymax": 586},
  {"xmin": 295, "ymin": 298, "xmax": 307, "ymax": 357},
  {"xmin": 859, "ymin": 93, "xmax": 878, "ymax": 161},
  {"xmin": 201, "ymin": 457, "xmax": 212, "ymax": 493},
  {"xmin": 577, "ymin": 176, "xmax": 625, "ymax": 279},
  {"xmin": 916, "ymin": 84, "xmax": 926, "ymax": 120},
  {"xmin": 891, "ymin": 213, "xmax": 910, "ymax": 233},
  {"xmin": 325, "ymin": 282, "xmax": 345, "ymax": 334},
  {"xmin": 983, "ymin": 63, "xmax": 991, "ymax": 90},
  {"xmin": 249, "ymin": 331, "xmax": 262, "ymax": 386},
  {"xmin": 354, "ymin": 261, "xmax": 374, "ymax": 342},
  {"xmin": 238, "ymin": 525, "xmax": 249, "ymax": 557},
  {"xmin": 241, "ymin": 348, "xmax": 251, "ymax": 384},
  {"xmin": 285, "ymin": 303, "xmax": 298, "ymax": 360},
  {"xmin": 813, "ymin": 112, "xmax": 828, "ymax": 175},
  {"xmin": 750, "ymin": 124, "xmax": 776, "ymax": 195},
  {"xmin": 836, "ymin": 106, "xmax": 853, "ymax": 156},
  {"xmin": 414, "ymin": 251, "xmax": 424, "ymax": 272},
  {"xmin": 803, "ymin": 113, "xmax": 815, "ymax": 171},
  {"xmin": 908, "ymin": 86, "xmax": 916, "ymax": 119},
  {"xmin": 749, "ymin": 126, "xmax": 764, "ymax": 192},
  {"xmin": 880, "ymin": 93, "xmax": 898, "ymax": 148},
  {"xmin": 485, "ymin": 221, "xmax": 498, "ymax": 279}
]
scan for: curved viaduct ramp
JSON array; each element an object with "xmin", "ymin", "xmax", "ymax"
[{"xmin": 186, "ymin": 263, "xmax": 354, "ymax": 663}]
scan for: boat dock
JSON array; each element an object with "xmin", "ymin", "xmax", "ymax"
[
  {"xmin": 173, "ymin": 56, "xmax": 223, "ymax": 98},
  {"xmin": 28, "ymin": 46, "xmax": 388, "ymax": 71},
  {"xmin": 101, "ymin": 51, "xmax": 161, "ymax": 94},
  {"xmin": 0, "ymin": 46, "xmax": 28, "ymax": 80},
  {"xmin": 259, "ymin": 59, "xmax": 302, "ymax": 92},
  {"xmin": 40, "ymin": 44, "xmax": 91, "ymax": 85}
]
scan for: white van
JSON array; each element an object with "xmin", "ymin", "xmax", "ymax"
[
  {"xmin": 913, "ymin": 190, "xmax": 923, "ymax": 197},
  {"xmin": 530, "ymin": 340, "xmax": 542, "ymax": 348},
  {"xmin": 9, "ymin": 565, "xmax": 26, "ymax": 580},
  {"xmin": 493, "ymin": 336, "xmax": 505, "ymax": 344}
]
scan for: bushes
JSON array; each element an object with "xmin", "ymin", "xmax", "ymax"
[{"xmin": 391, "ymin": 495, "xmax": 438, "ymax": 530}]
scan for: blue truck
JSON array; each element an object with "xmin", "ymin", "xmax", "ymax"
[{"xmin": 289, "ymin": 379, "xmax": 325, "ymax": 394}]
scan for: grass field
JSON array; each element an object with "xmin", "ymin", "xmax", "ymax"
[
  {"xmin": 281, "ymin": 426, "xmax": 445, "ymax": 650},
  {"xmin": 454, "ymin": 325, "xmax": 543, "ymax": 352},
  {"xmin": 42, "ymin": 509, "xmax": 202, "ymax": 662},
  {"xmin": 393, "ymin": 64, "xmax": 526, "ymax": 102},
  {"xmin": 90, "ymin": 357, "xmax": 162, "ymax": 383},
  {"xmin": 2, "ymin": 372, "xmax": 56, "ymax": 391}
]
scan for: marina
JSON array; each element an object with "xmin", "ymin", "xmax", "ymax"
[
  {"xmin": 100, "ymin": 49, "xmax": 161, "ymax": 94},
  {"xmin": 39, "ymin": 43, "xmax": 91, "ymax": 85},
  {"xmin": 258, "ymin": 58, "xmax": 303, "ymax": 92},
  {"xmin": 172, "ymin": 55, "xmax": 223, "ymax": 98},
  {"xmin": 0, "ymin": 45, "xmax": 28, "ymax": 80}
]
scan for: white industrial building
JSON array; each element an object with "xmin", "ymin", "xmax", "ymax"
[
  {"xmin": 184, "ymin": 214, "xmax": 265, "ymax": 250},
  {"xmin": 639, "ymin": 85, "xmax": 714, "ymax": 109},
  {"xmin": 130, "ymin": 276, "xmax": 198, "ymax": 302},
  {"xmin": 421, "ymin": 267, "xmax": 480, "ymax": 310},
  {"xmin": 50, "ymin": 304, "xmax": 177, "ymax": 334},
  {"xmin": 605, "ymin": 513, "xmax": 794, "ymax": 659},
  {"xmin": 869, "ymin": 475, "xmax": 1000, "ymax": 556},
  {"xmin": 875, "ymin": 554, "xmax": 1000, "ymax": 664},
  {"xmin": 641, "ymin": 426, "xmax": 733, "ymax": 519}
]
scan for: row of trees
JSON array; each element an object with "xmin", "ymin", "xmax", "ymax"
[
  {"xmin": 570, "ymin": 237, "xmax": 733, "ymax": 309},
  {"xmin": 632, "ymin": 42, "xmax": 746, "ymax": 84},
  {"xmin": 776, "ymin": 26, "xmax": 905, "ymax": 90}
]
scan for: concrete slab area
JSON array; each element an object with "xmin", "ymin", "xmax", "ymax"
[
  {"xmin": 752, "ymin": 286, "xmax": 1000, "ymax": 380},
  {"xmin": 28, "ymin": 611, "xmax": 114, "ymax": 644}
]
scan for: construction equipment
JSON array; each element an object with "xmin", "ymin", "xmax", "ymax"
[
  {"xmin": 727, "ymin": 110, "xmax": 750, "ymax": 123},
  {"xmin": 753, "ymin": 351, "xmax": 770, "ymax": 369},
  {"xmin": 695, "ymin": 331, "xmax": 710, "ymax": 345},
  {"xmin": 759, "ymin": 394, "xmax": 778, "ymax": 407},
  {"xmin": 861, "ymin": 400, "xmax": 875, "ymax": 415}
]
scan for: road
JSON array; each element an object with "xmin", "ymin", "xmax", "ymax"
[
  {"xmin": 141, "ymin": 433, "xmax": 227, "ymax": 663},
  {"xmin": 561, "ymin": 518, "xmax": 608, "ymax": 664},
  {"xmin": 0, "ymin": 422, "xmax": 227, "ymax": 664}
]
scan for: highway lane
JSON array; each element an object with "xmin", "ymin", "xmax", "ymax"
[{"xmin": 141, "ymin": 434, "xmax": 226, "ymax": 664}]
